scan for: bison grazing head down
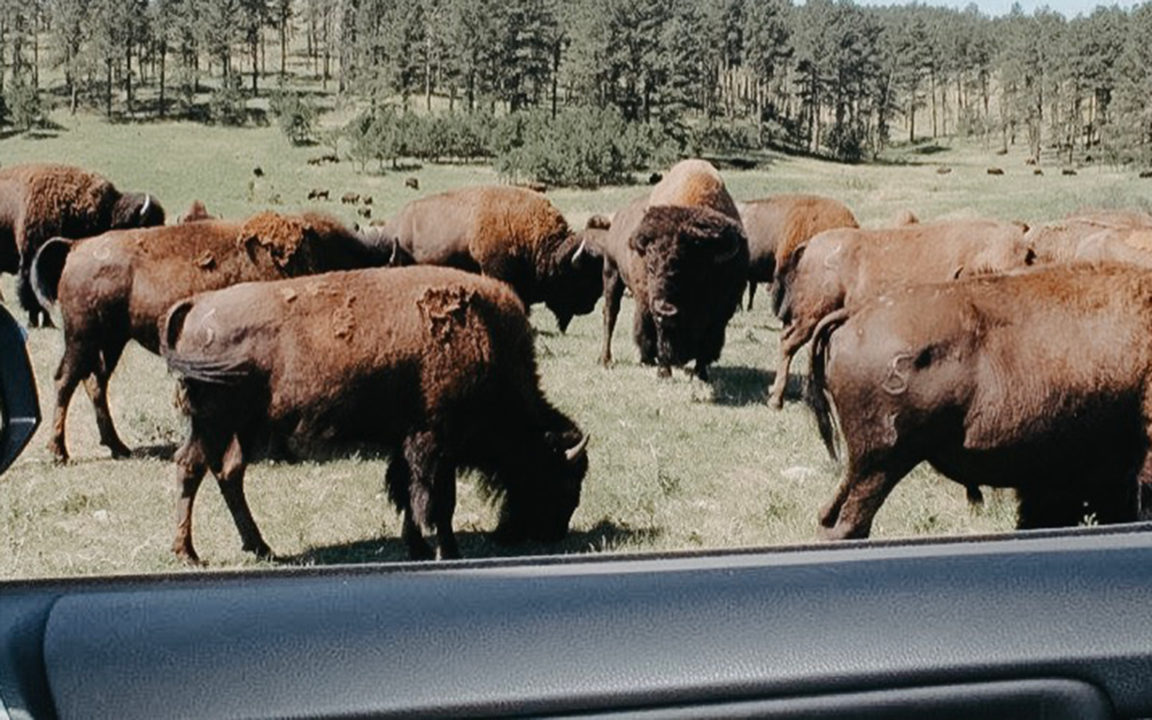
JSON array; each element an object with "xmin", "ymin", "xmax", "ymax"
[
  {"xmin": 544, "ymin": 232, "xmax": 604, "ymax": 334},
  {"xmin": 493, "ymin": 429, "xmax": 589, "ymax": 544},
  {"xmin": 629, "ymin": 205, "xmax": 749, "ymax": 374},
  {"xmin": 110, "ymin": 192, "xmax": 165, "ymax": 229}
]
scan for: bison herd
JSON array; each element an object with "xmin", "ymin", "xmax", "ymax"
[{"xmin": 5, "ymin": 160, "xmax": 1152, "ymax": 565}]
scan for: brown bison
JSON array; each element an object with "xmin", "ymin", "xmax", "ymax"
[
  {"xmin": 161, "ymin": 266, "xmax": 589, "ymax": 564},
  {"xmin": 768, "ymin": 219, "xmax": 1034, "ymax": 408},
  {"xmin": 1026, "ymin": 211, "xmax": 1152, "ymax": 266},
  {"xmin": 31, "ymin": 211, "xmax": 390, "ymax": 462},
  {"xmin": 737, "ymin": 194, "xmax": 858, "ymax": 310},
  {"xmin": 0, "ymin": 163, "xmax": 164, "ymax": 326},
  {"xmin": 808, "ymin": 264, "xmax": 1152, "ymax": 540},
  {"xmin": 598, "ymin": 160, "xmax": 748, "ymax": 379},
  {"xmin": 373, "ymin": 186, "xmax": 602, "ymax": 333}
]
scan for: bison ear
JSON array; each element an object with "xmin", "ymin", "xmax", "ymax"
[
  {"xmin": 712, "ymin": 222, "xmax": 746, "ymax": 265},
  {"xmin": 628, "ymin": 230, "xmax": 652, "ymax": 256}
]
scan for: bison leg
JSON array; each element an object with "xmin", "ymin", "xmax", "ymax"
[
  {"xmin": 172, "ymin": 437, "xmax": 210, "ymax": 565},
  {"xmin": 632, "ymin": 305, "xmax": 658, "ymax": 368},
  {"xmin": 215, "ymin": 435, "xmax": 272, "ymax": 559},
  {"xmin": 386, "ymin": 452, "xmax": 432, "ymax": 560},
  {"xmin": 48, "ymin": 346, "xmax": 91, "ymax": 463},
  {"xmin": 397, "ymin": 432, "xmax": 460, "ymax": 561},
  {"xmin": 819, "ymin": 459, "xmax": 911, "ymax": 541},
  {"xmin": 599, "ymin": 267, "xmax": 625, "ymax": 367},
  {"xmin": 746, "ymin": 279, "xmax": 757, "ymax": 311},
  {"xmin": 767, "ymin": 318, "xmax": 817, "ymax": 409},
  {"xmin": 17, "ymin": 249, "xmax": 51, "ymax": 328},
  {"xmin": 1015, "ymin": 485, "xmax": 1086, "ymax": 530},
  {"xmin": 81, "ymin": 341, "xmax": 131, "ymax": 458}
]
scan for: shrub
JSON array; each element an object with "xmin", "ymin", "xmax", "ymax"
[
  {"xmin": 208, "ymin": 77, "xmax": 247, "ymax": 126},
  {"xmin": 4, "ymin": 75, "xmax": 42, "ymax": 132},
  {"xmin": 270, "ymin": 89, "xmax": 318, "ymax": 145},
  {"xmin": 493, "ymin": 106, "xmax": 663, "ymax": 188}
]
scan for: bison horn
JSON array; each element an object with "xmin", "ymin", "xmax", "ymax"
[
  {"xmin": 140, "ymin": 194, "xmax": 152, "ymax": 219},
  {"xmin": 565, "ymin": 434, "xmax": 590, "ymax": 463},
  {"xmin": 572, "ymin": 240, "xmax": 586, "ymax": 265},
  {"xmin": 653, "ymin": 298, "xmax": 678, "ymax": 317}
]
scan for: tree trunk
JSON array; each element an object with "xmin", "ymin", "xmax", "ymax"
[
  {"xmin": 126, "ymin": 39, "xmax": 133, "ymax": 115},
  {"xmin": 280, "ymin": 16, "xmax": 288, "ymax": 78},
  {"xmin": 252, "ymin": 37, "xmax": 259, "ymax": 95},
  {"xmin": 106, "ymin": 58, "xmax": 113, "ymax": 117},
  {"xmin": 159, "ymin": 44, "xmax": 167, "ymax": 117}
]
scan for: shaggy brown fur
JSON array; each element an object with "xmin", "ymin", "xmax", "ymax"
[
  {"xmin": 768, "ymin": 218, "xmax": 1034, "ymax": 408},
  {"xmin": 374, "ymin": 186, "xmax": 602, "ymax": 333},
  {"xmin": 161, "ymin": 266, "xmax": 589, "ymax": 563},
  {"xmin": 737, "ymin": 194, "xmax": 859, "ymax": 310},
  {"xmin": 0, "ymin": 163, "xmax": 164, "ymax": 326},
  {"xmin": 598, "ymin": 160, "xmax": 749, "ymax": 379},
  {"xmin": 34, "ymin": 211, "xmax": 387, "ymax": 462},
  {"xmin": 808, "ymin": 264, "xmax": 1152, "ymax": 540}
]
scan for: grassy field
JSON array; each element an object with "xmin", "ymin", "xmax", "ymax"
[{"xmin": 2, "ymin": 112, "xmax": 1143, "ymax": 578}]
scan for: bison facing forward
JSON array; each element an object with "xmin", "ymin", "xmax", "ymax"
[
  {"xmin": 808, "ymin": 265, "xmax": 1152, "ymax": 540},
  {"xmin": 162, "ymin": 266, "xmax": 589, "ymax": 563},
  {"xmin": 373, "ymin": 186, "xmax": 602, "ymax": 333},
  {"xmin": 599, "ymin": 159, "xmax": 748, "ymax": 379},
  {"xmin": 33, "ymin": 211, "xmax": 389, "ymax": 462},
  {"xmin": 0, "ymin": 163, "xmax": 164, "ymax": 326}
]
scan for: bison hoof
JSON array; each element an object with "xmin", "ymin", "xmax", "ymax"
[
  {"xmin": 174, "ymin": 549, "xmax": 205, "ymax": 567},
  {"xmin": 107, "ymin": 441, "xmax": 132, "ymax": 459},
  {"xmin": 767, "ymin": 391, "xmax": 785, "ymax": 410},
  {"xmin": 48, "ymin": 441, "xmax": 69, "ymax": 464},
  {"xmin": 247, "ymin": 542, "xmax": 274, "ymax": 560}
]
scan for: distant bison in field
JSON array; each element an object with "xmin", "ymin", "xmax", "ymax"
[
  {"xmin": 307, "ymin": 188, "xmax": 330, "ymax": 201},
  {"xmin": 31, "ymin": 211, "xmax": 391, "ymax": 462},
  {"xmin": 737, "ymin": 194, "xmax": 859, "ymax": 311},
  {"xmin": 936, "ymin": 166, "xmax": 952, "ymax": 175},
  {"xmin": 1139, "ymin": 170, "xmax": 1152, "ymax": 178},
  {"xmin": 341, "ymin": 192, "xmax": 360, "ymax": 205},
  {"xmin": 405, "ymin": 177, "xmax": 419, "ymax": 190},
  {"xmin": 253, "ymin": 167, "xmax": 264, "ymax": 177},
  {"xmin": 0, "ymin": 163, "xmax": 164, "ymax": 327},
  {"xmin": 362, "ymin": 196, "xmax": 373, "ymax": 205},
  {"xmin": 162, "ymin": 266, "xmax": 589, "ymax": 563},
  {"xmin": 598, "ymin": 159, "xmax": 748, "ymax": 379},
  {"xmin": 370, "ymin": 186, "xmax": 602, "ymax": 333},
  {"xmin": 306, "ymin": 154, "xmax": 339, "ymax": 166},
  {"xmin": 809, "ymin": 265, "xmax": 1152, "ymax": 540},
  {"xmin": 358, "ymin": 207, "xmax": 371, "ymax": 219},
  {"xmin": 768, "ymin": 219, "xmax": 1034, "ymax": 408},
  {"xmin": 987, "ymin": 167, "xmax": 1005, "ymax": 176},
  {"xmin": 1034, "ymin": 169, "xmax": 1044, "ymax": 176},
  {"xmin": 1063, "ymin": 168, "xmax": 1078, "ymax": 176}
]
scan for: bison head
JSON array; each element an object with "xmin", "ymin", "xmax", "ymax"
[
  {"xmin": 629, "ymin": 205, "xmax": 748, "ymax": 369},
  {"xmin": 545, "ymin": 229, "xmax": 605, "ymax": 333},
  {"xmin": 111, "ymin": 192, "xmax": 165, "ymax": 229},
  {"xmin": 493, "ymin": 431, "xmax": 589, "ymax": 544}
]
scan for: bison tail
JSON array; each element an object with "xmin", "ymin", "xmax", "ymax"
[
  {"xmin": 30, "ymin": 237, "xmax": 75, "ymax": 313},
  {"xmin": 807, "ymin": 308, "xmax": 850, "ymax": 462},
  {"xmin": 161, "ymin": 300, "xmax": 252, "ymax": 384}
]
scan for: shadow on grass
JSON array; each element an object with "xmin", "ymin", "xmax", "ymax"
[
  {"xmin": 277, "ymin": 519, "xmax": 661, "ymax": 566},
  {"xmin": 709, "ymin": 365, "xmax": 804, "ymax": 407},
  {"xmin": 131, "ymin": 442, "xmax": 180, "ymax": 460}
]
